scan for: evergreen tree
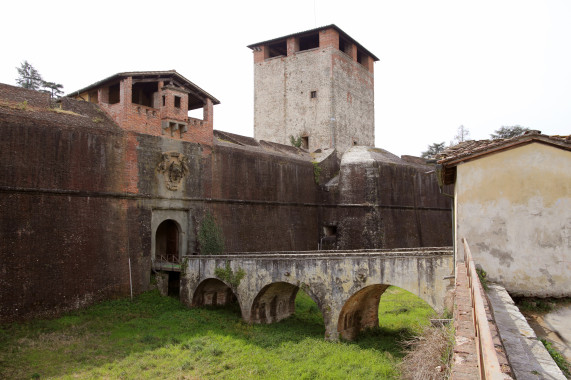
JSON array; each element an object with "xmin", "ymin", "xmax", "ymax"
[
  {"xmin": 16, "ymin": 60, "xmax": 43, "ymax": 90},
  {"xmin": 490, "ymin": 125, "xmax": 529, "ymax": 139},
  {"xmin": 421, "ymin": 142, "xmax": 446, "ymax": 159},
  {"xmin": 42, "ymin": 81, "xmax": 64, "ymax": 98}
]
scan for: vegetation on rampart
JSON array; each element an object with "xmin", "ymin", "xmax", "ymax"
[{"xmin": 198, "ymin": 211, "xmax": 225, "ymax": 255}]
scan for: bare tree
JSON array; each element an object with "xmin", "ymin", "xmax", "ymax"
[{"xmin": 452, "ymin": 125, "xmax": 471, "ymax": 144}]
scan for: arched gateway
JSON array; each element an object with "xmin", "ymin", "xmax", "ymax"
[{"xmin": 176, "ymin": 248, "xmax": 453, "ymax": 341}]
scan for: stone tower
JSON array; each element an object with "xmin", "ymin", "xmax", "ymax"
[{"xmin": 248, "ymin": 25, "xmax": 378, "ymax": 153}]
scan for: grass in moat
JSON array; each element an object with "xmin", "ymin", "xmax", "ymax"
[{"xmin": 0, "ymin": 286, "xmax": 434, "ymax": 379}]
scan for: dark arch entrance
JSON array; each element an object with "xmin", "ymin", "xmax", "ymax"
[
  {"xmin": 192, "ymin": 278, "xmax": 238, "ymax": 308},
  {"xmin": 251, "ymin": 282, "xmax": 299, "ymax": 324},
  {"xmin": 155, "ymin": 219, "xmax": 180, "ymax": 263},
  {"xmin": 338, "ymin": 284, "xmax": 390, "ymax": 340}
]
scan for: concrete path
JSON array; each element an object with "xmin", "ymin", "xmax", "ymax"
[{"xmin": 487, "ymin": 284, "xmax": 566, "ymax": 380}]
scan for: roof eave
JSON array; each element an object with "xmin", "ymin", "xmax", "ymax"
[
  {"xmin": 65, "ymin": 70, "xmax": 220, "ymax": 105},
  {"xmin": 247, "ymin": 24, "xmax": 379, "ymax": 62},
  {"xmin": 438, "ymin": 136, "xmax": 571, "ymax": 168}
]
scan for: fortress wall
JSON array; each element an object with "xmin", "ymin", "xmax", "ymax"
[
  {"xmin": 0, "ymin": 100, "xmax": 151, "ymax": 322},
  {"xmin": 208, "ymin": 144, "xmax": 321, "ymax": 252}
]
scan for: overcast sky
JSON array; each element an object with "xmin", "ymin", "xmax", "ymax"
[{"xmin": 2, "ymin": 0, "xmax": 570, "ymax": 157}]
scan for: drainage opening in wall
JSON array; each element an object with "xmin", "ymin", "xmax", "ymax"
[{"xmin": 168, "ymin": 272, "xmax": 180, "ymax": 298}]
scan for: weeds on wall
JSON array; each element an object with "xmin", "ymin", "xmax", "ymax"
[
  {"xmin": 198, "ymin": 211, "xmax": 224, "ymax": 255},
  {"xmin": 312, "ymin": 161, "xmax": 322, "ymax": 184},
  {"xmin": 289, "ymin": 135, "xmax": 302, "ymax": 148},
  {"xmin": 476, "ymin": 267, "xmax": 488, "ymax": 291},
  {"xmin": 540, "ymin": 338, "xmax": 571, "ymax": 377},
  {"xmin": 214, "ymin": 261, "xmax": 245, "ymax": 288}
]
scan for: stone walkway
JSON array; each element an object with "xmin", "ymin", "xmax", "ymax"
[{"xmin": 487, "ymin": 284, "xmax": 567, "ymax": 380}]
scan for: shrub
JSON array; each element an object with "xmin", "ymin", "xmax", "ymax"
[{"xmin": 198, "ymin": 211, "xmax": 225, "ymax": 255}]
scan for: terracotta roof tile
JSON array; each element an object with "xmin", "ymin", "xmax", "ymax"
[{"xmin": 436, "ymin": 130, "xmax": 570, "ymax": 165}]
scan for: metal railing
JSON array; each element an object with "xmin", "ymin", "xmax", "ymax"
[
  {"xmin": 156, "ymin": 255, "xmax": 180, "ymax": 264},
  {"xmin": 462, "ymin": 238, "xmax": 504, "ymax": 380}
]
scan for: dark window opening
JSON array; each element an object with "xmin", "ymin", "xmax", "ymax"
[
  {"xmin": 323, "ymin": 225, "xmax": 337, "ymax": 237},
  {"xmin": 268, "ymin": 41, "xmax": 287, "ymax": 58},
  {"xmin": 353, "ymin": 140, "xmax": 358, "ymax": 146},
  {"xmin": 301, "ymin": 136, "xmax": 309, "ymax": 149},
  {"xmin": 108, "ymin": 84, "xmax": 120, "ymax": 104},
  {"xmin": 132, "ymin": 81, "xmax": 158, "ymax": 107},
  {"xmin": 162, "ymin": 95, "xmax": 166, "ymax": 107},
  {"xmin": 174, "ymin": 96, "xmax": 181, "ymax": 108},
  {"xmin": 310, "ymin": 91, "xmax": 317, "ymax": 99},
  {"xmin": 299, "ymin": 33, "xmax": 319, "ymax": 51},
  {"xmin": 88, "ymin": 91, "xmax": 98, "ymax": 104},
  {"xmin": 357, "ymin": 49, "xmax": 368, "ymax": 67},
  {"xmin": 339, "ymin": 37, "xmax": 352, "ymax": 56}
]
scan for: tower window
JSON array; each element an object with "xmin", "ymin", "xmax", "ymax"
[
  {"xmin": 299, "ymin": 33, "xmax": 319, "ymax": 51},
  {"xmin": 162, "ymin": 95, "xmax": 166, "ymax": 107},
  {"xmin": 310, "ymin": 91, "xmax": 317, "ymax": 99},
  {"xmin": 174, "ymin": 96, "xmax": 181, "ymax": 108}
]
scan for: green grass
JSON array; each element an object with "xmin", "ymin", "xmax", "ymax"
[
  {"xmin": 0, "ymin": 286, "xmax": 435, "ymax": 379},
  {"xmin": 540, "ymin": 338, "xmax": 571, "ymax": 377}
]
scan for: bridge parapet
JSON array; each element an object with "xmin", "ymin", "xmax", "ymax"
[{"xmin": 179, "ymin": 247, "xmax": 454, "ymax": 340}]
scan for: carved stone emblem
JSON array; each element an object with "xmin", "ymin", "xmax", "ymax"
[{"xmin": 157, "ymin": 152, "xmax": 190, "ymax": 190}]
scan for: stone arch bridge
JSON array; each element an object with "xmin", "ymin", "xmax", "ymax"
[{"xmin": 155, "ymin": 247, "xmax": 454, "ymax": 341}]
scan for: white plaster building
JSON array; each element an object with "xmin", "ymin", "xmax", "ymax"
[{"xmin": 437, "ymin": 131, "xmax": 571, "ymax": 297}]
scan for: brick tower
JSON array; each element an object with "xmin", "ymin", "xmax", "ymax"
[{"xmin": 248, "ymin": 25, "xmax": 378, "ymax": 153}]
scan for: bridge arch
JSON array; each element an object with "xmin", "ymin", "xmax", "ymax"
[
  {"xmin": 250, "ymin": 282, "xmax": 298, "ymax": 323},
  {"xmin": 249, "ymin": 281, "xmax": 326, "ymax": 326},
  {"xmin": 192, "ymin": 278, "xmax": 240, "ymax": 310},
  {"xmin": 337, "ymin": 283, "xmax": 436, "ymax": 340}
]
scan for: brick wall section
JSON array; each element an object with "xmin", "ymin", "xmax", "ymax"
[
  {"xmin": 452, "ymin": 263, "xmax": 480, "ymax": 379},
  {"xmin": 287, "ymin": 37, "xmax": 299, "ymax": 55},
  {"xmin": 452, "ymin": 262, "xmax": 513, "ymax": 379},
  {"xmin": 319, "ymin": 28, "xmax": 340, "ymax": 49},
  {"xmin": 0, "ymin": 93, "xmax": 152, "ymax": 322},
  {"xmin": 208, "ymin": 143, "xmax": 321, "ymax": 252},
  {"xmin": 0, "ymin": 84, "xmax": 51, "ymax": 108},
  {"xmin": 95, "ymin": 76, "xmax": 214, "ymax": 147}
]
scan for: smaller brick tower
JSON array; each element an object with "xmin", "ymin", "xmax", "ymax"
[
  {"xmin": 68, "ymin": 71, "xmax": 220, "ymax": 146},
  {"xmin": 248, "ymin": 25, "xmax": 378, "ymax": 153}
]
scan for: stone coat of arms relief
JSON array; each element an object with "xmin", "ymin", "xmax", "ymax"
[{"xmin": 156, "ymin": 152, "xmax": 190, "ymax": 190}]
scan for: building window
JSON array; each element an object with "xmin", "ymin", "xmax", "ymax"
[
  {"xmin": 310, "ymin": 91, "xmax": 317, "ymax": 99},
  {"xmin": 301, "ymin": 136, "xmax": 309, "ymax": 149},
  {"xmin": 162, "ymin": 95, "xmax": 166, "ymax": 107},
  {"xmin": 268, "ymin": 41, "xmax": 287, "ymax": 58},
  {"xmin": 108, "ymin": 84, "xmax": 120, "ymax": 104},
  {"xmin": 174, "ymin": 96, "xmax": 181, "ymax": 108},
  {"xmin": 299, "ymin": 33, "xmax": 319, "ymax": 51}
]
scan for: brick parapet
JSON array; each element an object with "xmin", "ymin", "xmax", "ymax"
[
  {"xmin": 287, "ymin": 37, "xmax": 299, "ymax": 56},
  {"xmin": 319, "ymin": 28, "xmax": 340, "ymax": 50}
]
